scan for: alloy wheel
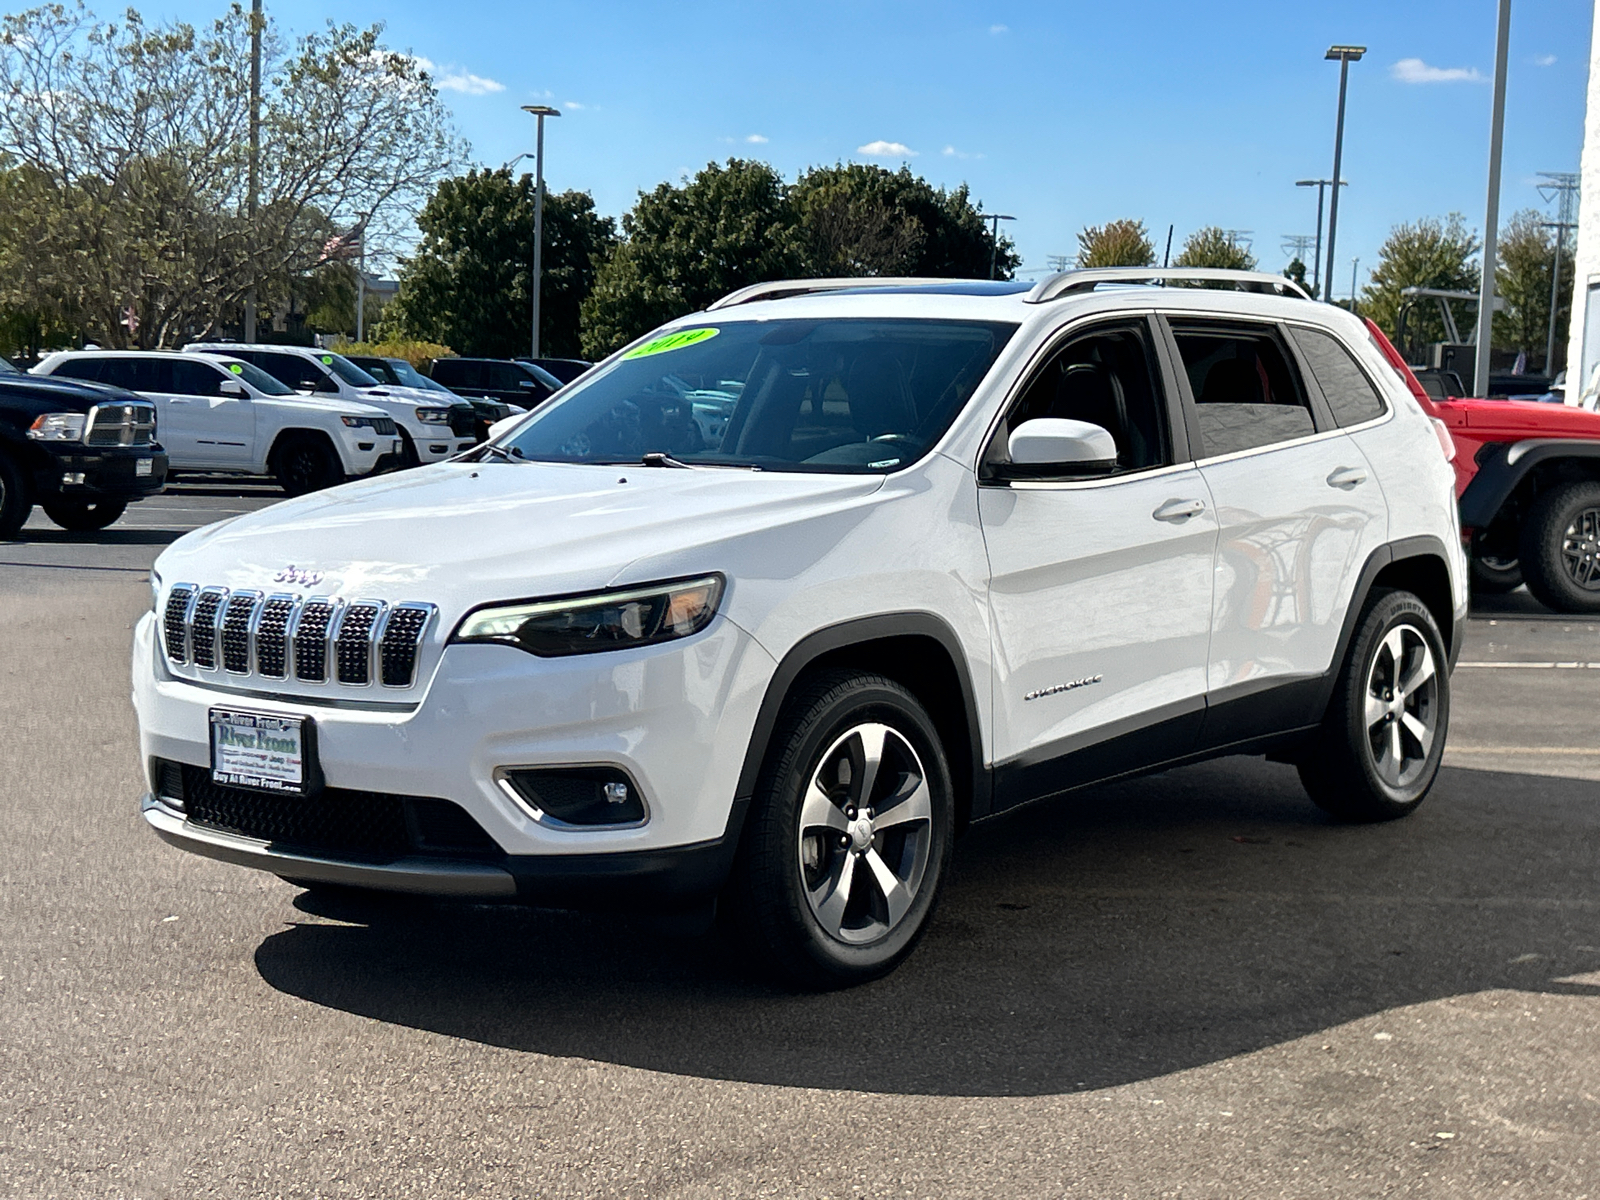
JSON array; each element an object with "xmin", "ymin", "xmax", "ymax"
[
  {"xmin": 797, "ymin": 722, "xmax": 934, "ymax": 945},
  {"xmin": 1364, "ymin": 623, "xmax": 1439, "ymax": 789},
  {"xmin": 1559, "ymin": 506, "xmax": 1600, "ymax": 591}
]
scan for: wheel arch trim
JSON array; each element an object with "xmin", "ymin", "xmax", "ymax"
[{"xmin": 1460, "ymin": 439, "xmax": 1600, "ymax": 529}]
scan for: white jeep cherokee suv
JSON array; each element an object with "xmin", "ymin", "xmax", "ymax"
[
  {"xmin": 34, "ymin": 350, "xmax": 401, "ymax": 494},
  {"xmin": 184, "ymin": 344, "xmax": 479, "ymax": 466},
  {"xmin": 135, "ymin": 269, "xmax": 1467, "ymax": 988}
]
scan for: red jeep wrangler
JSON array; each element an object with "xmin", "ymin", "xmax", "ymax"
[{"xmin": 1368, "ymin": 320, "xmax": 1600, "ymax": 612}]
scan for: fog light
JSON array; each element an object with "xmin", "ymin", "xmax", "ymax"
[
  {"xmin": 498, "ymin": 767, "xmax": 647, "ymax": 827},
  {"xmin": 61, "ymin": 471, "xmax": 86, "ymax": 486}
]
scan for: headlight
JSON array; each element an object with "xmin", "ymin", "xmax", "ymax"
[
  {"xmin": 27, "ymin": 412, "xmax": 88, "ymax": 442},
  {"xmin": 341, "ymin": 415, "xmax": 381, "ymax": 428},
  {"xmin": 416, "ymin": 407, "xmax": 452, "ymax": 424},
  {"xmin": 452, "ymin": 574, "xmax": 724, "ymax": 657}
]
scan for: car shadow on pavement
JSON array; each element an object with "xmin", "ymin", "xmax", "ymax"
[
  {"xmin": 9, "ymin": 527, "xmax": 187, "ymax": 546},
  {"xmin": 253, "ymin": 755, "xmax": 1600, "ymax": 1098}
]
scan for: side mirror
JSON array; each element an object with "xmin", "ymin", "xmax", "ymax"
[
  {"xmin": 994, "ymin": 418, "xmax": 1118, "ymax": 480},
  {"xmin": 221, "ymin": 381, "xmax": 248, "ymax": 397}
]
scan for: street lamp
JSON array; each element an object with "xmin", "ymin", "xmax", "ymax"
[
  {"xmin": 1322, "ymin": 44, "xmax": 1364, "ymax": 303},
  {"xmin": 986, "ymin": 214, "xmax": 1016, "ymax": 280},
  {"xmin": 1295, "ymin": 177, "xmax": 1346, "ymax": 295},
  {"xmin": 520, "ymin": 104, "xmax": 561, "ymax": 359}
]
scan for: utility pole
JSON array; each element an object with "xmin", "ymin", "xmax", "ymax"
[
  {"xmin": 244, "ymin": 0, "xmax": 262, "ymax": 342},
  {"xmin": 985, "ymin": 214, "xmax": 1016, "ymax": 279},
  {"xmin": 1323, "ymin": 46, "xmax": 1365, "ymax": 303},
  {"xmin": 1538, "ymin": 171, "xmax": 1580, "ymax": 375},
  {"xmin": 1297, "ymin": 178, "xmax": 1345, "ymax": 295},
  {"xmin": 520, "ymin": 105, "xmax": 560, "ymax": 359},
  {"xmin": 1046, "ymin": 255, "xmax": 1073, "ymax": 272},
  {"xmin": 1475, "ymin": 0, "xmax": 1512, "ymax": 398},
  {"xmin": 1350, "ymin": 257, "xmax": 1360, "ymax": 313}
]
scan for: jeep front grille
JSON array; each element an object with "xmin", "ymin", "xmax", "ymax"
[{"xmin": 161, "ymin": 585, "xmax": 435, "ymax": 689}]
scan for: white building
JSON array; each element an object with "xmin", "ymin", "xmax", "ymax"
[{"xmin": 1566, "ymin": 0, "xmax": 1600, "ymax": 400}]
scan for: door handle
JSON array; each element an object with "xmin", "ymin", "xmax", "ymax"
[
  {"xmin": 1153, "ymin": 498, "xmax": 1206, "ymax": 522},
  {"xmin": 1327, "ymin": 466, "xmax": 1368, "ymax": 489}
]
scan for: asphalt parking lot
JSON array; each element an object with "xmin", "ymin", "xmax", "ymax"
[{"xmin": 3, "ymin": 485, "xmax": 1600, "ymax": 1198}]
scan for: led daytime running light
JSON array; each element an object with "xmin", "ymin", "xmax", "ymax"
[{"xmin": 453, "ymin": 575, "xmax": 724, "ymax": 657}]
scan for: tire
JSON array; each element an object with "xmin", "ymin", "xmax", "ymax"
[
  {"xmin": 273, "ymin": 434, "xmax": 344, "ymax": 496},
  {"xmin": 1298, "ymin": 589, "xmax": 1449, "ymax": 822},
  {"xmin": 726, "ymin": 670, "xmax": 954, "ymax": 989},
  {"xmin": 41, "ymin": 497, "xmax": 127, "ymax": 531},
  {"xmin": 0, "ymin": 451, "xmax": 32, "ymax": 538},
  {"xmin": 1469, "ymin": 551, "xmax": 1522, "ymax": 594},
  {"xmin": 396, "ymin": 428, "xmax": 421, "ymax": 469},
  {"xmin": 1518, "ymin": 481, "xmax": 1600, "ymax": 613}
]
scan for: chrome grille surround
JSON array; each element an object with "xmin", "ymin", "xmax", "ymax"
[
  {"xmin": 188, "ymin": 587, "xmax": 229, "ymax": 669},
  {"xmin": 220, "ymin": 591, "xmax": 262, "ymax": 674},
  {"xmin": 163, "ymin": 584, "xmax": 198, "ymax": 664},
  {"xmin": 85, "ymin": 401, "xmax": 157, "ymax": 447},
  {"xmin": 160, "ymin": 588, "xmax": 437, "ymax": 691},
  {"xmin": 333, "ymin": 600, "xmax": 385, "ymax": 686}
]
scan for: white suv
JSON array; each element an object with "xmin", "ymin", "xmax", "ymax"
[
  {"xmin": 135, "ymin": 269, "xmax": 1467, "ymax": 988},
  {"xmin": 34, "ymin": 350, "xmax": 402, "ymax": 494},
  {"xmin": 184, "ymin": 344, "xmax": 479, "ymax": 466}
]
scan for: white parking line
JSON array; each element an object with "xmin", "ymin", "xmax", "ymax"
[{"xmin": 1456, "ymin": 661, "xmax": 1600, "ymax": 669}]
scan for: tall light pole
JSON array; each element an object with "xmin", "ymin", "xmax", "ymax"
[
  {"xmin": 985, "ymin": 214, "xmax": 1016, "ymax": 279},
  {"xmin": 520, "ymin": 105, "xmax": 560, "ymax": 359},
  {"xmin": 1296, "ymin": 177, "xmax": 1345, "ymax": 295},
  {"xmin": 1323, "ymin": 45, "xmax": 1365, "ymax": 303},
  {"xmin": 244, "ymin": 0, "xmax": 262, "ymax": 342},
  {"xmin": 1475, "ymin": 0, "xmax": 1513, "ymax": 397}
]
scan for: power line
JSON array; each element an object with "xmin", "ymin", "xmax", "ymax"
[
  {"xmin": 1222, "ymin": 229, "xmax": 1254, "ymax": 252},
  {"xmin": 1282, "ymin": 234, "xmax": 1316, "ymax": 264},
  {"xmin": 1047, "ymin": 254, "xmax": 1074, "ymax": 272}
]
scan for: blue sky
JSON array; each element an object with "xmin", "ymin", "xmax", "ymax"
[{"xmin": 157, "ymin": 0, "xmax": 1592, "ymax": 293}]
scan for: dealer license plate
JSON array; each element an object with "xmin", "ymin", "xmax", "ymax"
[
  {"xmin": 135, "ymin": 457, "xmax": 154, "ymax": 476},
  {"xmin": 210, "ymin": 709, "xmax": 310, "ymax": 794}
]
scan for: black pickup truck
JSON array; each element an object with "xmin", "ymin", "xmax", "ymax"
[{"xmin": 0, "ymin": 356, "xmax": 168, "ymax": 536}]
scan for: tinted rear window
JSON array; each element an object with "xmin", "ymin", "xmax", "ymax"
[{"xmin": 1289, "ymin": 326, "xmax": 1387, "ymax": 427}]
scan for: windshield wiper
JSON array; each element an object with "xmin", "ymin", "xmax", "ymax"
[
  {"xmin": 472, "ymin": 442, "xmax": 522, "ymax": 463},
  {"xmin": 640, "ymin": 451, "xmax": 694, "ymax": 469}
]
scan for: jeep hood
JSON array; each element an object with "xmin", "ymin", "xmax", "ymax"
[{"xmin": 154, "ymin": 461, "xmax": 885, "ymax": 620}]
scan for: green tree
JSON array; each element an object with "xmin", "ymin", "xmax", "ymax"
[
  {"xmin": 1172, "ymin": 227, "xmax": 1257, "ymax": 270},
  {"xmin": 383, "ymin": 169, "xmax": 616, "ymax": 358},
  {"xmin": 1283, "ymin": 258, "xmax": 1309, "ymax": 292},
  {"xmin": 1361, "ymin": 214, "xmax": 1480, "ymax": 356},
  {"xmin": 0, "ymin": 3, "xmax": 462, "ymax": 346},
  {"xmin": 1076, "ymin": 219, "xmax": 1155, "ymax": 268},
  {"xmin": 580, "ymin": 159, "xmax": 1018, "ymax": 358},
  {"xmin": 1493, "ymin": 208, "xmax": 1574, "ymax": 372}
]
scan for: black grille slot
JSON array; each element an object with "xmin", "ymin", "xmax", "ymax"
[
  {"xmin": 220, "ymin": 592, "xmax": 260, "ymax": 673},
  {"xmin": 255, "ymin": 597, "xmax": 295, "ymax": 679},
  {"xmin": 380, "ymin": 605, "xmax": 432, "ymax": 686},
  {"xmin": 335, "ymin": 602, "xmax": 382, "ymax": 685},
  {"xmin": 162, "ymin": 585, "xmax": 195, "ymax": 664},
  {"xmin": 448, "ymin": 405, "xmax": 478, "ymax": 437},
  {"xmin": 172, "ymin": 763, "xmax": 500, "ymax": 862},
  {"xmin": 189, "ymin": 588, "xmax": 227, "ymax": 668},
  {"xmin": 370, "ymin": 417, "xmax": 396, "ymax": 435},
  {"xmin": 154, "ymin": 759, "xmax": 186, "ymax": 809},
  {"xmin": 294, "ymin": 600, "xmax": 336, "ymax": 682}
]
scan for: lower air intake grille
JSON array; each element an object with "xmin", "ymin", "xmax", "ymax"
[
  {"xmin": 163, "ymin": 585, "xmax": 196, "ymax": 664},
  {"xmin": 164, "ymin": 762, "xmax": 501, "ymax": 862},
  {"xmin": 189, "ymin": 588, "xmax": 227, "ymax": 668}
]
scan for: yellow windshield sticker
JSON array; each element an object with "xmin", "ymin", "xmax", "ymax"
[
  {"xmin": 320, "ymin": 355, "xmax": 334, "ymax": 364},
  {"xmin": 624, "ymin": 327, "xmax": 719, "ymax": 359}
]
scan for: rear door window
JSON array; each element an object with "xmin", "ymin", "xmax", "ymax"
[
  {"xmin": 488, "ymin": 362, "xmax": 530, "ymax": 392},
  {"xmin": 1170, "ymin": 322, "xmax": 1317, "ymax": 457},
  {"xmin": 432, "ymin": 360, "xmax": 482, "ymax": 389},
  {"xmin": 1288, "ymin": 326, "xmax": 1388, "ymax": 427}
]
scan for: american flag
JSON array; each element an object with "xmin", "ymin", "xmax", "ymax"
[{"xmin": 318, "ymin": 229, "xmax": 364, "ymax": 263}]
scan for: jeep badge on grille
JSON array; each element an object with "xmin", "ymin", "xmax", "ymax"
[{"xmin": 272, "ymin": 565, "xmax": 324, "ymax": 587}]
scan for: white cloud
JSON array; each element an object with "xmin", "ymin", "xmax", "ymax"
[
  {"xmin": 437, "ymin": 70, "xmax": 505, "ymax": 95},
  {"xmin": 989, "ymin": 23, "xmax": 1008, "ymax": 34},
  {"xmin": 941, "ymin": 144, "xmax": 984, "ymax": 160},
  {"xmin": 565, "ymin": 100, "xmax": 584, "ymax": 109},
  {"xmin": 745, "ymin": 133, "xmax": 769, "ymax": 144},
  {"xmin": 1390, "ymin": 57, "xmax": 1485, "ymax": 84},
  {"xmin": 858, "ymin": 139, "xmax": 917, "ymax": 157},
  {"xmin": 1536, "ymin": 53, "xmax": 1557, "ymax": 67}
]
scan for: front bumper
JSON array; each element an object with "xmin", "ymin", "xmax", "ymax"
[
  {"xmin": 31, "ymin": 445, "xmax": 167, "ymax": 500},
  {"xmin": 139, "ymin": 791, "xmax": 745, "ymax": 905}
]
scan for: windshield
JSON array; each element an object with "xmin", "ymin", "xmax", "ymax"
[
  {"xmin": 522, "ymin": 361, "xmax": 563, "ymax": 391},
  {"xmin": 316, "ymin": 353, "xmax": 381, "ymax": 388},
  {"xmin": 385, "ymin": 358, "xmax": 441, "ymax": 390},
  {"xmin": 499, "ymin": 318, "xmax": 1015, "ymax": 473},
  {"xmin": 216, "ymin": 358, "xmax": 294, "ymax": 396},
  {"xmin": 0, "ymin": 356, "xmax": 18, "ymax": 374}
]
